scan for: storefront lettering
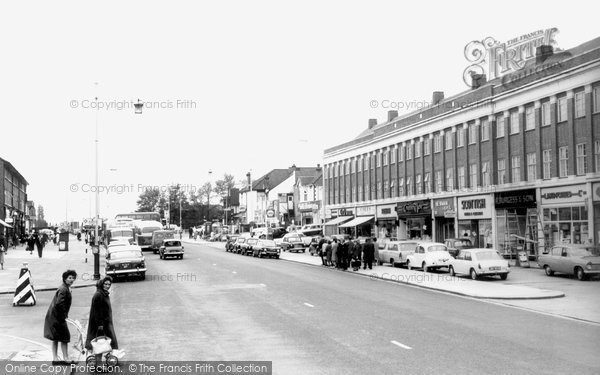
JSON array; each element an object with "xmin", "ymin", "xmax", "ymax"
[
  {"xmin": 541, "ymin": 190, "xmax": 586, "ymax": 200},
  {"xmin": 461, "ymin": 199, "xmax": 486, "ymax": 210},
  {"xmin": 396, "ymin": 201, "xmax": 431, "ymax": 216}
]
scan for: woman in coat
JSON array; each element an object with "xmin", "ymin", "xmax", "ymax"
[
  {"xmin": 85, "ymin": 276, "xmax": 119, "ymax": 353},
  {"xmin": 44, "ymin": 269, "xmax": 77, "ymax": 364}
]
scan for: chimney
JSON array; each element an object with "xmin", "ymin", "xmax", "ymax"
[
  {"xmin": 536, "ymin": 45, "xmax": 554, "ymax": 64},
  {"xmin": 387, "ymin": 110, "xmax": 398, "ymax": 122},
  {"xmin": 246, "ymin": 172, "xmax": 251, "ymax": 189},
  {"xmin": 432, "ymin": 91, "xmax": 444, "ymax": 105},
  {"xmin": 470, "ymin": 73, "xmax": 487, "ymax": 89},
  {"xmin": 368, "ymin": 118, "xmax": 377, "ymax": 129},
  {"xmin": 290, "ymin": 164, "xmax": 297, "ymax": 172},
  {"xmin": 316, "ymin": 163, "xmax": 322, "ymax": 172}
]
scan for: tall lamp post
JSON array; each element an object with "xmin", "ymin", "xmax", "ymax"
[
  {"xmin": 93, "ymin": 84, "xmax": 100, "ymax": 280},
  {"xmin": 207, "ymin": 170, "xmax": 212, "ymax": 223}
]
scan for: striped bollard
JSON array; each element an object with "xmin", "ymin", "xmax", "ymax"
[{"xmin": 13, "ymin": 262, "xmax": 36, "ymax": 306}]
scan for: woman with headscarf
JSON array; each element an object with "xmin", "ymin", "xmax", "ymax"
[
  {"xmin": 43, "ymin": 269, "xmax": 77, "ymax": 364},
  {"xmin": 85, "ymin": 276, "xmax": 119, "ymax": 353}
]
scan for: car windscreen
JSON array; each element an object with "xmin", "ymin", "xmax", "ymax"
[
  {"xmin": 426, "ymin": 245, "xmax": 447, "ymax": 252},
  {"xmin": 399, "ymin": 243, "xmax": 417, "ymax": 251},
  {"xmin": 111, "ymin": 230, "xmax": 133, "ymax": 237},
  {"xmin": 474, "ymin": 251, "xmax": 502, "ymax": 261},
  {"xmin": 110, "ymin": 250, "xmax": 142, "ymax": 260},
  {"xmin": 164, "ymin": 241, "xmax": 181, "ymax": 247}
]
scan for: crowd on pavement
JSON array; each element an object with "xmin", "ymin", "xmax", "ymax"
[{"xmin": 312, "ymin": 237, "xmax": 376, "ymax": 271}]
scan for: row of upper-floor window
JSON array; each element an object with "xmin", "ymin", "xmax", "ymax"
[
  {"xmin": 325, "ymin": 85, "xmax": 600, "ymax": 179},
  {"xmin": 326, "ymin": 142, "xmax": 600, "ymax": 204}
]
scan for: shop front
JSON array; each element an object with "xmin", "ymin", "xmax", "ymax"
[
  {"xmin": 395, "ymin": 200, "xmax": 432, "ymax": 240},
  {"xmin": 433, "ymin": 198, "xmax": 455, "ymax": 242},
  {"xmin": 340, "ymin": 206, "xmax": 375, "ymax": 238},
  {"xmin": 540, "ymin": 184, "xmax": 590, "ymax": 250},
  {"xmin": 323, "ymin": 208, "xmax": 353, "ymax": 236},
  {"xmin": 494, "ymin": 189, "xmax": 537, "ymax": 256},
  {"xmin": 376, "ymin": 204, "xmax": 398, "ymax": 239},
  {"xmin": 298, "ymin": 201, "xmax": 321, "ymax": 225},
  {"xmin": 457, "ymin": 195, "xmax": 494, "ymax": 249}
]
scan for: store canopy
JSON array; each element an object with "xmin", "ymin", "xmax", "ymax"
[
  {"xmin": 0, "ymin": 219, "xmax": 13, "ymax": 228},
  {"xmin": 339, "ymin": 216, "xmax": 374, "ymax": 228},
  {"xmin": 323, "ymin": 216, "xmax": 353, "ymax": 226}
]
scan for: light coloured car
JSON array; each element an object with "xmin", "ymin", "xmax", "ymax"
[
  {"xmin": 105, "ymin": 245, "xmax": 146, "ymax": 280},
  {"xmin": 537, "ymin": 244, "xmax": 600, "ymax": 281},
  {"xmin": 106, "ymin": 240, "xmax": 134, "ymax": 258},
  {"xmin": 405, "ymin": 242, "xmax": 452, "ymax": 272},
  {"xmin": 449, "ymin": 248, "xmax": 510, "ymax": 280},
  {"xmin": 159, "ymin": 239, "xmax": 184, "ymax": 260},
  {"xmin": 377, "ymin": 240, "xmax": 418, "ymax": 267}
]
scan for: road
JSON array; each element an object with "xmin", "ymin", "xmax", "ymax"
[{"xmin": 106, "ymin": 242, "xmax": 600, "ymax": 374}]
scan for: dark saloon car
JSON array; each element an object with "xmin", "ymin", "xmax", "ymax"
[
  {"xmin": 225, "ymin": 235, "xmax": 239, "ymax": 252},
  {"xmin": 105, "ymin": 245, "xmax": 146, "ymax": 280},
  {"xmin": 241, "ymin": 238, "xmax": 260, "ymax": 256},
  {"xmin": 280, "ymin": 233, "xmax": 306, "ymax": 253},
  {"xmin": 252, "ymin": 240, "xmax": 281, "ymax": 258}
]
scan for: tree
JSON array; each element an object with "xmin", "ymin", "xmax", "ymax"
[
  {"xmin": 136, "ymin": 188, "xmax": 162, "ymax": 212},
  {"xmin": 214, "ymin": 174, "xmax": 236, "ymax": 203}
]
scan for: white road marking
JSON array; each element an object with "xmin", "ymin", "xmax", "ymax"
[
  {"xmin": 0, "ymin": 333, "xmax": 50, "ymax": 350},
  {"xmin": 390, "ymin": 340, "xmax": 412, "ymax": 350},
  {"xmin": 232, "ymin": 271, "xmax": 237, "ymax": 274},
  {"xmin": 213, "ymin": 264, "xmax": 217, "ymax": 266},
  {"xmin": 303, "ymin": 302, "xmax": 314, "ymax": 308},
  {"xmin": 259, "ymin": 283, "xmax": 266, "ymax": 287}
]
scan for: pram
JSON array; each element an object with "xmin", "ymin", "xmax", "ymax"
[{"xmin": 66, "ymin": 319, "xmax": 124, "ymax": 366}]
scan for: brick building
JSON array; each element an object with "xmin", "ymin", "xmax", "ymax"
[
  {"xmin": 0, "ymin": 157, "xmax": 28, "ymax": 239},
  {"xmin": 323, "ymin": 37, "xmax": 600, "ymax": 256}
]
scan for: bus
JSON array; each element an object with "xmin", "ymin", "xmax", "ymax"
[{"xmin": 115, "ymin": 212, "xmax": 161, "ymax": 222}]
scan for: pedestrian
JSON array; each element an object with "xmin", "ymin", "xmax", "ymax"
[
  {"xmin": 318, "ymin": 237, "xmax": 327, "ymax": 266},
  {"xmin": 188, "ymin": 227, "xmax": 193, "ymax": 239},
  {"xmin": 325, "ymin": 240, "xmax": 333, "ymax": 266},
  {"xmin": 0, "ymin": 232, "xmax": 5, "ymax": 251},
  {"xmin": 85, "ymin": 276, "xmax": 119, "ymax": 356},
  {"xmin": 35, "ymin": 232, "xmax": 44, "ymax": 258},
  {"xmin": 339, "ymin": 239, "xmax": 348, "ymax": 271},
  {"xmin": 26, "ymin": 233, "xmax": 35, "ymax": 254},
  {"xmin": 352, "ymin": 239, "xmax": 362, "ymax": 271},
  {"xmin": 362, "ymin": 237, "xmax": 375, "ymax": 270},
  {"xmin": 12, "ymin": 233, "xmax": 18, "ymax": 249},
  {"xmin": 0, "ymin": 242, "xmax": 5, "ymax": 270},
  {"xmin": 43, "ymin": 269, "xmax": 78, "ymax": 364},
  {"xmin": 331, "ymin": 238, "xmax": 339, "ymax": 268}
]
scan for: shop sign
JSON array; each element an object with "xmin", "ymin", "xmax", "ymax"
[
  {"xmin": 540, "ymin": 185, "xmax": 587, "ymax": 205},
  {"xmin": 339, "ymin": 208, "xmax": 354, "ymax": 216},
  {"xmin": 325, "ymin": 208, "xmax": 332, "ymax": 219},
  {"xmin": 356, "ymin": 206, "xmax": 375, "ymax": 216},
  {"xmin": 495, "ymin": 189, "xmax": 536, "ymax": 208},
  {"xmin": 396, "ymin": 200, "xmax": 432, "ymax": 217},
  {"xmin": 592, "ymin": 183, "xmax": 600, "ymax": 202},
  {"xmin": 377, "ymin": 204, "xmax": 397, "ymax": 219},
  {"xmin": 330, "ymin": 209, "xmax": 338, "ymax": 218},
  {"xmin": 298, "ymin": 202, "xmax": 320, "ymax": 212},
  {"xmin": 433, "ymin": 198, "xmax": 455, "ymax": 217},
  {"xmin": 457, "ymin": 195, "xmax": 493, "ymax": 220},
  {"xmin": 266, "ymin": 209, "xmax": 275, "ymax": 218}
]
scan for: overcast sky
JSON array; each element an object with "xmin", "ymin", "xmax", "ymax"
[{"xmin": 1, "ymin": 0, "xmax": 598, "ymax": 224}]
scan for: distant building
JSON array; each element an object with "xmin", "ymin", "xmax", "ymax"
[
  {"xmin": 294, "ymin": 168, "xmax": 323, "ymax": 225},
  {"xmin": 0, "ymin": 157, "xmax": 28, "ymax": 237}
]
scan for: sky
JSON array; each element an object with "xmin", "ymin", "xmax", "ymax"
[{"xmin": 1, "ymin": 0, "xmax": 599, "ymax": 224}]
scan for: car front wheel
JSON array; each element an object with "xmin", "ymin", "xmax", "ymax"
[
  {"xmin": 575, "ymin": 267, "xmax": 586, "ymax": 281},
  {"xmin": 470, "ymin": 268, "xmax": 478, "ymax": 280},
  {"xmin": 449, "ymin": 266, "xmax": 456, "ymax": 277},
  {"xmin": 500, "ymin": 273, "xmax": 508, "ymax": 280},
  {"xmin": 544, "ymin": 265, "xmax": 554, "ymax": 276}
]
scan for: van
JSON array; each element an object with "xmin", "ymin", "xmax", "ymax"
[
  {"xmin": 151, "ymin": 230, "xmax": 175, "ymax": 254},
  {"xmin": 135, "ymin": 220, "xmax": 163, "ymax": 250}
]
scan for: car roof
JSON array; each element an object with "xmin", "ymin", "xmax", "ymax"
[
  {"xmin": 415, "ymin": 241, "xmax": 446, "ymax": 246},
  {"xmin": 162, "ymin": 239, "xmax": 181, "ymax": 243},
  {"xmin": 109, "ymin": 244, "xmax": 142, "ymax": 252}
]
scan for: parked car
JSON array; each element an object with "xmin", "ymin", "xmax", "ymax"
[
  {"xmin": 106, "ymin": 240, "xmax": 133, "ymax": 258},
  {"xmin": 299, "ymin": 224, "xmax": 323, "ymax": 237},
  {"xmin": 225, "ymin": 235, "xmax": 239, "ymax": 252},
  {"xmin": 108, "ymin": 227, "xmax": 134, "ymax": 244},
  {"xmin": 449, "ymin": 248, "xmax": 510, "ymax": 280},
  {"xmin": 151, "ymin": 230, "xmax": 175, "ymax": 254},
  {"xmin": 241, "ymin": 238, "xmax": 260, "ymax": 256},
  {"xmin": 377, "ymin": 240, "xmax": 418, "ymax": 267},
  {"xmin": 537, "ymin": 244, "xmax": 600, "ymax": 281},
  {"xmin": 444, "ymin": 238, "xmax": 474, "ymax": 258},
  {"xmin": 280, "ymin": 233, "xmax": 306, "ymax": 252},
  {"xmin": 105, "ymin": 245, "xmax": 146, "ymax": 280},
  {"xmin": 405, "ymin": 242, "xmax": 452, "ymax": 272},
  {"xmin": 252, "ymin": 239, "xmax": 281, "ymax": 258},
  {"xmin": 159, "ymin": 239, "xmax": 184, "ymax": 260},
  {"xmin": 233, "ymin": 237, "xmax": 248, "ymax": 254}
]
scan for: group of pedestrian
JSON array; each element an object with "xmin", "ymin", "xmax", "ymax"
[
  {"xmin": 43, "ymin": 271, "xmax": 119, "ymax": 364},
  {"xmin": 316, "ymin": 236, "xmax": 376, "ymax": 271}
]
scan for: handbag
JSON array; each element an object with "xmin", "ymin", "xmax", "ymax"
[{"xmin": 90, "ymin": 336, "xmax": 112, "ymax": 354}]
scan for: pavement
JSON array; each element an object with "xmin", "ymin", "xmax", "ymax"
[{"xmin": 183, "ymin": 237, "xmax": 600, "ymax": 324}]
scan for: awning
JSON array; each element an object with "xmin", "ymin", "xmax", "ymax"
[
  {"xmin": 0, "ymin": 219, "xmax": 13, "ymax": 228},
  {"xmin": 324, "ymin": 216, "xmax": 353, "ymax": 226},
  {"xmin": 339, "ymin": 216, "xmax": 374, "ymax": 228}
]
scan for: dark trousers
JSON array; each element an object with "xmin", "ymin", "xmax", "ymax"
[
  {"xmin": 320, "ymin": 254, "xmax": 327, "ymax": 265},
  {"xmin": 363, "ymin": 260, "xmax": 372, "ymax": 269},
  {"xmin": 36, "ymin": 244, "xmax": 43, "ymax": 258}
]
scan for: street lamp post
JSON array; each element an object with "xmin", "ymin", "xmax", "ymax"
[
  {"xmin": 207, "ymin": 170, "xmax": 212, "ymax": 223},
  {"xmin": 93, "ymin": 85, "xmax": 100, "ymax": 280}
]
